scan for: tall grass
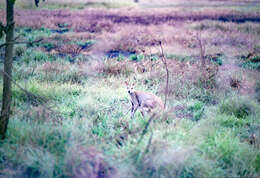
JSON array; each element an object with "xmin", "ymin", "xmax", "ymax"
[
  {"xmin": 0, "ymin": 1, "xmax": 260, "ymax": 177},
  {"xmin": 1, "ymin": 52, "xmax": 260, "ymax": 178}
]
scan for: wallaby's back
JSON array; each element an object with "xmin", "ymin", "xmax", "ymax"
[{"xmin": 134, "ymin": 91, "xmax": 164, "ymax": 111}]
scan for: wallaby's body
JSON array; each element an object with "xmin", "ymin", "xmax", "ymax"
[{"xmin": 125, "ymin": 82, "xmax": 164, "ymax": 118}]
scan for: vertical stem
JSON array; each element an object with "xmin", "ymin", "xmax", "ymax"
[
  {"xmin": 137, "ymin": 114, "xmax": 155, "ymax": 145},
  {"xmin": 0, "ymin": 0, "xmax": 15, "ymax": 139},
  {"xmin": 196, "ymin": 32, "xmax": 205, "ymax": 69},
  {"xmin": 159, "ymin": 41, "xmax": 169, "ymax": 109}
]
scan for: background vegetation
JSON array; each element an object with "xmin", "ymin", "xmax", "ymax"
[{"xmin": 0, "ymin": 0, "xmax": 260, "ymax": 177}]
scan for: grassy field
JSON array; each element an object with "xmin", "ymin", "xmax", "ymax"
[{"xmin": 0, "ymin": 0, "xmax": 260, "ymax": 177}]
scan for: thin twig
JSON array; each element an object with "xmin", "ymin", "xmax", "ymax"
[
  {"xmin": 136, "ymin": 131, "xmax": 153, "ymax": 165},
  {"xmin": 124, "ymin": 107, "xmax": 131, "ymax": 116},
  {"xmin": 134, "ymin": 114, "xmax": 155, "ymax": 165},
  {"xmin": 122, "ymin": 114, "xmax": 155, "ymax": 163},
  {"xmin": 159, "ymin": 41, "xmax": 169, "ymax": 109},
  {"xmin": 144, "ymin": 131, "xmax": 153, "ymax": 154},
  {"xmin": 0, "ymin": 69, "xmax": 46, "ymax": 104},
  {"xmin": 0, "ymin": 69, "xmax": 64, "ymax": 124},
  {"xmin": 0, "ymin": 38, "xmax": 43, "ymax": 48},
  {"xmin": 137, "ymin": 114, "xmax": 155, "ymax": 145},
  {"xmin": 196, "ymin": 32, "xmax": 206, "ymax": 69}
]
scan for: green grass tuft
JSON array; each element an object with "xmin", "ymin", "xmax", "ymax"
[{"xmin": 219, "ymin": 96, "xmax": 256, "ymax": 119}]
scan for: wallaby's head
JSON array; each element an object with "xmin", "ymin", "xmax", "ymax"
[{"xmin": 125, "ymin": 81, "xmax": 135, "ymax": 94}]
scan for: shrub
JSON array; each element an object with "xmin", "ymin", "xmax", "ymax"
[
  {"xmin": 130, "ymin": 54, "xmax": 138, "ymax": 61},
  {"xmin": 76, "ymin": 40, "xmax": 95, "ymax": 50},
  {"xmin": 219, "ymin": 96, "xmax": 256, "ymax": 119},
  {"xmin": 219, "ymin": 114, "xmax": 249, "ymax": 128},
  {"xmin": 0, "ymin": 113, "xmax": 94, "ymax": 177},
  {"xmin": 42, "ymin": 42, "xmax": 56, "ymax": 52},
  {"xmin": 229, "ymin": 75, "xmax": 242, "ymax": 89},
  {"xmin": 129, "ymin": 54, "xmax": 144, "ymax": 62},
  {"xmin": 92, "ymin": 115, "xmax": 109, "ymax": 137},
  {"xmin": 138, "ymin": 143, "xmax": 193, "ymax": 178},
  {"xmin": 11, "ymin": 80, "xmax": 82, "ymax": 107},
  {"xmin": 241, "ymin": 60, "xmax": 260, "ymax": 71},
  {"xmin": 37, "ymin": 61, "xmax": 84, "ymax": 84},
  {"xmin": 200, "ymin": 130, "xmax": 258, "ymax": 177},
  {"xmin": 21, "ymin": 50, "xmax": 52, "ymax": 64},
  {"xmin": 197, "ymin": 64, "xmax": 219, "ymax": 90},
  {"xmin": 15, "ymin": 45, "xmax": 26, "ymax": 57},
  {"xmin": 241, "ymin": 54, "xmax": 260, "ymax": 71},
  {"xmin": 55, "ymin": 44, "xmax": 82, "ymax": 57},
  {"xmin": 206, "ymin": 53, "xmax": 224, "ymax": 66},
  {"xmin": 188, "ymin": 101, "xmax": 205, "ymax": 121},
  {"xmin": 0, "ymin": 119, "xmax": 59, "ymax": 177},
  {"xmin": 65, "ymin": 146, "xmax": 116, "ymax": 178},
  {"xmin": 33, "ymin": 51, "xmax": 49, "ymax": 62},
  {"xmin": 101, "ymin": 59, "xmax": 135, "ymax": 76},
  {"xmin": 255, "ymin": 153, "xmax": 260, "ymax": 172}
]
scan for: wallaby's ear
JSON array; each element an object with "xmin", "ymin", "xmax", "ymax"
[{"xmin": 125, "ymin": 81, "xmax": 129, "ymax": 86}]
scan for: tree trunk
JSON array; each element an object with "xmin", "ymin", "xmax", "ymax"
[{"xmin": 0, "ymin": 0, "xmax": 15, "ymax": 139}]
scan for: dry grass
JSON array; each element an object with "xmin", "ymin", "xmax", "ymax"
[
  {"xmin": 1, "ymin": 6, "xmax": 258, "ymax": 58},
  {"xmin": 66, "ymin": 146, "xmax": 117, "ymax": 178},
  {"xmin": 38, "ymin": 61, "xmax": 70, "ymax": 75}
]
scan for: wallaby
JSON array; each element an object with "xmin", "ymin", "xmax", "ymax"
[{"xmin": 125, "ymin": 81, "xmax": 164, "ymax": 118}]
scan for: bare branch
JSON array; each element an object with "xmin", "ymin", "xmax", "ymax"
[
  {"xmin": 0, "ymin": 38, "xmax": 43, "ymax": 49},
  {"xmin": 159, "ymin": 41, "xmax": 169, "ymax": 109},
  {"xmin": 137, "ymin": 114, "xmax": 155, "ymax": 145},
  {"xmin": 0, "ymin": 69, "xmax": 64, "ymax": 125},
  {"xmin": 144, "ymin": 131, "xmax": 153, "ymax": 154},
  {"xmin": 196, "ymin": 32, "xmax": 206, "ymax": 68}
]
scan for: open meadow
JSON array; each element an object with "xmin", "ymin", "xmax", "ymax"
[{"xmin": 0, "ymin": 0, "xmax": 260, "ymax": 177}]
